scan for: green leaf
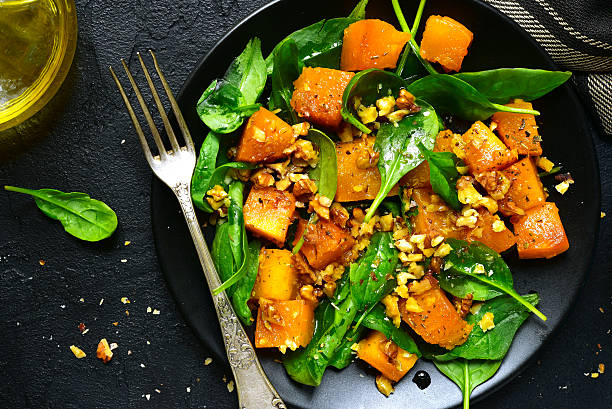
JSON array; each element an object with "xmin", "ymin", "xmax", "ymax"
[
  {"xmin": 265, "ymin": 18, "xmax": 360, "ymax": 74},
  {"xmin": 231, "ymin": 240, "xmax": 262, "ymax": 325},
  {"xmin": 304, "ymin": 129, "xmax": 338, "ymax": 200},
  {"xmin": 434, "ymin": 358, "xmax": 502, "ymax": 409},
  {"xmin": 211, "ymin": 222, "xmax": 236, "ymax": 297},
  {"xmin": 341, "ymin": 68, "xmax": 409, "ymax": 134},
  {"xmin": 348, "ymin": 0, "xmax": 369, "ymax": 19},
  {"xmin": 418, "ymin": 144, "xmax": 462, "ymax": 210},
  {"xmin": 328, "ymin": 324, "xmax": 367, "ymax": 369},
  {"xmin": 197, "ymin": 38, "xmax": 266, "ymax": 133},
  {"xmin": 191, "ymin": 132, "xmax": 221, "ymax": 212},
  {"xmin": 407, "ymin": 74, "xmax": 541, "ymax": 121},
  {"xmin": 292, "ymin": 213, "xmax": 317, "ymax": 255},
  {"xmin": 361, "ymin": 304, "xmax": 420, "ymax": 356},
  {"xmin": 269, "ymin": 38, "xmax": 300, "ymax": 124},
  {"xmin": 364, "ymin": 99, "xmax": 438, "ymax": 222},
  {"xmin": 441, "ymin": 239, "xmax": 547, "ymax": 321},
  {"xmin": 4, "ymin": 186, "xmax": 117, "ymax": 241},
  {"xmin": 454, "ymin": 68, "xmax": 572, "ymax": 104},
  {"xmin": 436, "ymin": 293, "xmax": 539, "ymax": 361},
  {"xmin": 349, "ymin": 232, "xmax": 399, "ymax": 310}
]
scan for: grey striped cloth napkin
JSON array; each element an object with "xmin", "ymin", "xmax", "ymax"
[{"xmin": 484, "ymin": 0, "xmax": 612, "ymax": 135}]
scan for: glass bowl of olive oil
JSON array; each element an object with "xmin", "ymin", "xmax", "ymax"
[{"xmin": 0, "ymin": 0, "xmax": 77, "ymax": 131}]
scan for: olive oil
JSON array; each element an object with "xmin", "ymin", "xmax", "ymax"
[{"xmin": 0, "ymin": 0, "xmax": 77, "ymax": 131}]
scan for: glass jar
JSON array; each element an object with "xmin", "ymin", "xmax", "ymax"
[{"xmin": 0, "ymin": 0, "xmax": 77, "ymax": 131}]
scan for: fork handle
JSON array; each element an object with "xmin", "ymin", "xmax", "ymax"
[{"xmin": 172, "ymin": 182, "xmax": 286, "ymax": 409}]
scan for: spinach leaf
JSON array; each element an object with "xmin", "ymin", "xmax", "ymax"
[
  {"xmin": 211, "ymin": 222, "xmax": 236, "ymax": 297},
  {"xmin": 269, "ymin": 38, "xmax": 300, "ymax": 124},
  {"xmin": 304, "ymin": 129, "xmax": 338, "ymax": 200},
  {"xmin": 434, "ymin": 358, "xmax": 502, "ymax": 409},
  {"xmin": 191, "ymin": 132, "xmax": 221, "ymax": 212},
  {"xmin": 328, "ymin": 324, "xmax": 367, "ymax": 370},
  {"xmin": 407, "ymin": 74, "xmax": 541, "ymax": 121},
  {"xmin": 197, "ymin": 38, "xmax": 266, "ymax": 133},
  {"xmin": 361, "ymin": 304, "xmax": 420, "ymax": 356},
  {"xmin": 364, "ymin": 99, "xmax": 438, "ymax": 222},
  {"xmin": 441, "ymin": 239, "xmax": 547, "ymax": 321},
  {"xmin": 292, "ymin": 213, "xmax": 317, "ymax": 254},
  {"xmin": 341, "ymin": 69, "xmax": 409, "ymax": 134},
  {"xmin": 391, "ymin": 0, "xmax": 437, "ymax": 75},
  {"xmin": 231, "ymin": 240, "xmax": 262, "ymax": 326},
  {"xmin": 348, "ymin": 0, "xmax": 369, "ymax": 19},
  {"xmin": 4, "ymin": 186, "xmax": 117, "ymax": 242},
  {"xmin": 394, "ymin": 0, "xmax": 430, "ymax": 81},
  {"xmin": 381, "ymin": 198, "xmax": 401, "ymax": 217},
  {"xmin": 349, "ymin": 232, "xmax": 399, "ymax": 310},
  {"xmin": 418, "ymin": 144, "xmax": 462, "ymax": 210},
  {"xmin": 436, "ymin": 293, "xmax": 539, "ymax": 361},
  {"xmin": 454, "ymin": 68, "xmax": 572, "ymax": 104}
]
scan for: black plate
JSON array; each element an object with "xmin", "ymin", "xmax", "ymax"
[{"xmin": 151, "ymin": 1, "xmax": 600, "ymax": 407}]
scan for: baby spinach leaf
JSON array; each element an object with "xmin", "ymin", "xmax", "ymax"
[
  {"xmin": 441, "ymin": 239, "xmax": 547, "ymax": 321},
  {"xmin": 381, "ymin": 198, "xmax": 401, "ymax": 217},
  {"xmin": 418, "ymin": 144, "xmax": 462, "ymax": 210},
  {"xmin": 361, "ymin": 304, "xmax": 421, "ymax": 356},
  {"xmin": 348, "ymin": 0, "xmax": 369, "ymax": 19},
  {"xmin": 391, "ymin": 0, "xmax": 437, "ymax": 75},
  {"xmin": 305, "ymin": 129, "xmax": 338, "ymax": 200},
  {"xmin": 341, "ymin": 68, "xmax": 409, "ymax": 134},
  {"xmin": 364, "ymin": 99, "xmax": 438, "ymax": 222},
  {"xmin": 349, "ymin": 232, "xmax": 399, "ymax": 310},
  {"xmin": 434, "ymin": 358, "xmax": 502, "ymax": 409},
  {"xmin": 211, "ymin": 222, "xmax": 236, "ymax": 297},
  {"xmin": 231, "ymin": 239, "xmax": 262, "ymax": 326},
  {"xmin": 454, "ymin": 68, "xmax": 572, "ymax": 104},
  {"xmin": 436, "ymin": 293, "xmax": 539, "ymax": 361},
  {"xmin": 4, "ymin": 186, "xmax": 117, "ymax": 242},
  {"xmin": 328, "ymin": 324, "xmax": 367, "ymax": 370},
  {"xmin": 191, "ymin": 132, "xmax": 221, "ymax": 212},
  {"xmin": 197, "ymin": 37, "xmax": 266, "ymax": 133},
  {"xmin": 407, "ymin": 74, "xmax": 540, "ymax": 121},
  {"xmin": 269, "ymin": 38, "xmax": 300, "ymax": 124},
  {"xmin": 292, "ymin": 213, "xmax": 317, "ymax": 254}
]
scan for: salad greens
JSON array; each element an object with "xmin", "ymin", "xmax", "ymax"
[
  {"xmin": 231, "ymin": 240, "xmax": 262, "ymax": 325},
  {"xmin": 197, "ymin": 38, "xmax": 266, "ymax": 133},
  {"xmin": 304, "ymin": 129, "xmax": 338, "ymax": 200},
  {"xmin": 418, "ymin": 143, "xmax": 462, "ymax": 211},
  {"xmin": 4, "ymin": 186, "xmax": 117, "ymax": 242},
  {"xmin": 269, "ymin": 38, "xmax": 300, "ymax": 123},
  {"xmin": 361, "ymin": 304, "xmax": 420, "ymax": 356}
]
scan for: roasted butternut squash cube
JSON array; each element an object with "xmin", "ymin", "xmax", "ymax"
[
  {"xmin": 290, "ymin": 67, "xmax": 354, "ymax": 129},
  {"xmin": 357, "ymin": 330, "xmax": 418, "ymax": 382},
  {"xmin": 462, "ymin": 121, "xmax": 518, "ymax": 173},
  {"xmin": 244, "ymin": 186, "xmax": 296, "ymax": 245},
  {"xmin": 499, "ymin": 157, "xmax": 546, "ymax": 216},
  {"xmin": 293, "ymin": 217, "xmax": 355, "ymax": 270},
  {"xmin": 340, "ymin": 19, "xmax": 412, "ymax": 71},
  {"xmin": 492, "ymin": 100, "xmax": 542, "ymax": 156},
  {"xmin": 255, "ymin": 299, "xmax": 315, "ymax": 350},
  {"xmin": 419, "ymin": 15, "xmax": 473, "ymax": 72},
  {"xmin": 411, "ymin": 188, "xmax": 466, "ymax": 246},
  {"xmin": 465, "ymin": 208, "xmax": 516, "ymax": 253},
  {"xmin": 399, "ymin": 275, "xmax": 473, "ymax": 349},
  {"xmin": 512, "ymin": 202, "xmax": 569, "ymax": 259},
  {"xmin": 235, "ymin": 107, "xmax": 296, "ymax": 163},
  {"xmin": 252, "ymin": 248, "xmax": 299, "ymax": 301}
]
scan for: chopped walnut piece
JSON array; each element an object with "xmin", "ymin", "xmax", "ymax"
[
  {"xmin": 479, "ymin": 312, "xmax": 495, "ymax": 332},
  {"xmin": 266, "ymin": 159, "xmax": 291, "ymax": 177},
  {"xmin": 291, "ymin": 122, "xmax": 310, "ymax": 136},
  {"xmin": 330, "ymin": 203, "xmax": 350, "ymax": 228},
  {"xmin": 453, "ymin": 294, "xmax": 474, "ymax": 318},
  {"xmin": 259, "ymin": 299, "xmax": 285, "ymax": 329},
  {"xmin": 250, "ymin": 169, "xmax": 275, "ymax": 187},
  {"xmin": 288, "ymin": 139, "xmax": 319, "ymax": 167},
  {"xmin": 97, "ymin": 338, "xmax": 113, "ymax": 363},
  {"xmin": 292, "ymin": 178, "xmax": 318, "ymax": 199},
  {"xmin": 475, "ymin": 171, "xmax": 511, "ymax": 201},
  {"xmin": 376, "ymin": 374, "xmax": 395, "ymax": 397},
  {"xmin": 382, "ymin": 295, "xmax": 402, "ymax": 327},
  {"xmin": 395, "ymin": 89, "xmax": 419, "ymax": 112}
]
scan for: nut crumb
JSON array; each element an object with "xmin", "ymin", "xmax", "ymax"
[
  {"xmin": 70, "ymin": 345, "xmax": 86, "ymax": 359},
  {"xmin": 140, "ymin": 363, "xmax": 145, "ymax": 368},
  {"xmin": 99, "ymin": 298, "xmax": 104, "ymax": 306},
  {"xmin": 97, "ymin": 338, "xmax": 113, "ymax": 363},
  {"xmin": 112, "ymin": 322, "xmax": 118, "ymax": 326},
  {"xmin": 78, "ymin": 323, "xmax": 86, "ymax": 333},
  {"xmin": 152, "ymin": 309, "xmax": 160, "ymax": 315},
  {"xmin": 145, "ymin": 394, "xmax": 150, "ymax": 401},
  {"xmin": 204, "ymin": 357, "xmax": 213, "ymax": 366},
  {"xmin": 186, "ymin": 387, "xmax": 191, "ymax": 393},
  {"xmin": 39, "ymin": 259, "xmax": 45, "ymax": 266},
  {"xmin": 110, "ymin": 342, "xmax": 118, "ymax": 350},
  {"xmin": 227, "ymin": 380, "xmax": 235, "ymax": 393},
  {"xmin": 598, "ymin": 363, "xmax": 605, "ymax": 374},
  {"xmin": 591, "ymin": 372, "xmax": 599, "ymax": 378},
  {"xmin": 124, "ymin": 240, "xmax": 131, "ymax": 246},
  {"xmin": 601, "ymin": 212, "xmax": 606, "ymax": 219},
  {"xmin": 120, "ymin": 259, "xmax": 127, "ymax": 263},
  {"xmin": 147, "ymin": 306, "xmax": 152, "ymax": 313},
  {"xmin": 121, "ymin": 297, "xmax": 131, "ymax": 304},
  {"xmin": 79, "ymin": 298, "xmax": 84, "ymax": 303},
  {"xmin": 127, "ymin": 350, "xmax": 132, "ymax": 355}
]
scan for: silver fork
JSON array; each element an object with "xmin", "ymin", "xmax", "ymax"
[{"xmin": 109, "ymin": 51, "xmax": 286, "ymax": 409}]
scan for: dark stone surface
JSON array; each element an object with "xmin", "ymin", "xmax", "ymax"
[{"xmin": 0, "ymin": 1, "xmax": 610, "ymax": 408}]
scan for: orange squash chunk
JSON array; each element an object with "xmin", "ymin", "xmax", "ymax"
[
  {"xmin": 499, "ymin": 157, "xmax": 546, "ymax": 216},
  {"xmin": 400, "ymin": 276, "xmax": 473, "ymax": 349},
  {"xmin": 255, "ymin": 299, "xmax": 315, "ymax": 350},
  {"xmin": 293, "ymin": 217, "xmax": 355, "ymax": 270},
  {"xmin": 462, "ymin": 121, "xmax": 518, "ymax": 173},
  {"xmin": 243, "ymin": 186, "xmax": 295, "ymax": 246},
  {"xmin": 492, "ymin": 100, "xmax": 542, "ymax": 156},
  {"xmin": 357, "ymin": 330, "xmax": 418, "ymax": 382},
  {"xmin": 411, "ymin": 187, "xmax": 467, "ymax": 246},
  {"xmin": 290, "ymin": 67, "xmax": 354, "ymax": 129},
  {"xmin": 340, "ymin": 19, "xmax": 411, "ymax": 71},
  {"xmin": 402, "ymin": 130, "xmax": 457, "ymax": 188},
  {"xmin": 235, "ymin": 107, "xmax": 296, "ymax": 163},
  {"xmin": 465, "ymin": 208, "xmax": 516, "ymax": 253},
  {"xmin": 512, "ymin": 202, "xmax": 569, "ymax": 259},
  {"xmin": 252, "ymin": 249, "xmax": 299, "ymax": 301},
  {"xmin": 420, "ymin": 15, "xmax": 473, "ymax": 72}
]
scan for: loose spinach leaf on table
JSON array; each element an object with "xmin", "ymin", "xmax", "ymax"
[
  {"xmin": 364, "ymin": 99, "xmax": 438, "ymax": 222},
  {"xmin": 196, "ymin": 37, "xmax": 266, "ymax": 133},
  {"xmin": 418, "ymin": 144, "xmax": 462, "ymax": 211},
  {"xmin": 304, "ymin": 129, "xmax": 338, "ymax": 200},
  {"xmin": 4, "ymin": 186, "xmax": 117, "ymax": 242},
  {"xmin": 434, "ymin": 358, "xmax": 502, "ymax": 409},
  {"xmin": 440, "ymin": 239, "xmax": 547, "ymax": 321},
  {"xmin": 341, "ymin": 68, "xmax": 409, "ymax": 134},
  {"xmin": 269, "ymin": 38, "xmax": 300, "ymax": 124},
  {"xmin": 361, "ymin": 304, "xmax": 420, "ymax": 356},
  {"xmin": 231, "ymin": 240, "xmax": 262, "ymax": 326},
  {"xmin": 454, "ymin": 68, "xmax": 572, "ymax": 104},
  {"xmin": 349, "ymin": 232, "xmax": 399, "ymax": 310},
  {"xmin": 407, "ymin": 74, "xmax": 540, "ymax": 121},
  {"xmin": 436, "ymin": 293, "xmax": 539, "ymax": 361}
]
